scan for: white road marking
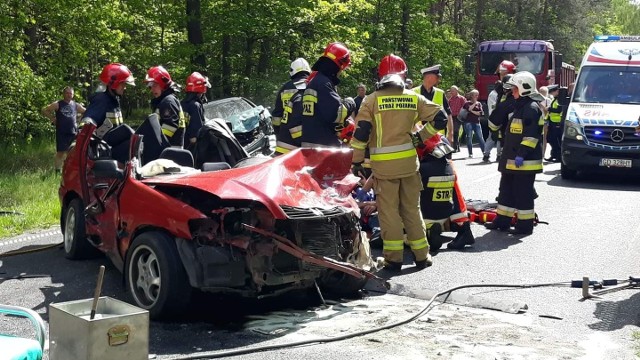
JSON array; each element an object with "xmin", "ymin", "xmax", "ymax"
[{"xmin": 472, "ymin": 172, "xmax": 501, "ymax": 183}]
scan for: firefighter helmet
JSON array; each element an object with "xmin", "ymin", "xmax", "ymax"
[
  {"xmin": 289, "ymin": 58, "xmax": 311, "ymax": 77},
  {"xmin": 416, "ymin": 133, "xmax": 453, "ymax": 159},
  {"xmin": 185, "ymin": 72, "xmax": 211, "ymax": 93},
  {"xmin": 144, "ymin": 66, "xmax": 173, "ymax": 90},
  {"xmin": 322, "ymin": 42, "xmax": 351, "ymax": 71},
  {"xmin": 507, "ymin": 71, "xmax": 542, "ymax": 99},
  {"xmin": 377, "ymin": 54, "xmax": 407, "ymax": 87},
  {"xmin": 498, "ymin": 60, "xmax": 516, "ymax": 74},
  {"xmin": 501, "ymin": 74, "xmax": 514, "ymax": 90},
  {"xmin": 99, "ymin": 63, "xmax": 135, "ymax": 90}
]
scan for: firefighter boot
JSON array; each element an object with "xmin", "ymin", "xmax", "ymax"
[
  {"xmin": 509, "ymin": 219, "xmax": 533, "ymax": 235},
  {"xmin": 447, "ymin": 222, "xmax": 475, "ymax": 250},
  {"xmin": 484, "ymin": 215, "xmax": 511, "ymax": 231},
  {"xmin": 426, "ymin": 222, "xmax": 444, "ymax": 253},
  {"xmin": 382, "ymin": 260, "xmax": 403, "ymax": 272},
  {"xmin": 414, "ymin": 253, "xmax": 433, "ymax": 269}
]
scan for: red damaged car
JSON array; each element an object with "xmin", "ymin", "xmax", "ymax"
[{"xmin": 59, "ymin": 121, "xmax": 376, "ymax": 319}]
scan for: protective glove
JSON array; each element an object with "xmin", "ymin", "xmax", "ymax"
[
  {"xmin": 410, "ymin": 132, "xmax": 425, "ymax": 148},
  {"xmin": 351, "ymin": 162, "xmax": 365, "ymax": 178},
  {"xmin": 514, "ymin": 156, "xmax": 524, "ymax": 168},
  {"xmin": 342, "ymin": 97, "xmax": 357, "ymax": 118}
]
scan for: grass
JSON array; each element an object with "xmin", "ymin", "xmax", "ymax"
[
  {"xmin": 0, "ymin": 138, "xmax": 61, "ymax": 238},
  {"xmin": 634, "ymin": 331, "xmax": 640, "ymax": 357}
]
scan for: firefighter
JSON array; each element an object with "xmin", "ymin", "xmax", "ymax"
[
  {"xmin": 144, "ymin": 66, "xmax": 186, "ymax": 148},
  {"xmin": 272, "ymin": 58, "xmax": 311, "ymax": 153},
  {"xmin": 485, "ymin": 71, "xmax": 544, "ymax": 235},
  {"xmin": 181, "ymin": 72, "xmax": 211, "ymax": 151},
  {"xmin": 497, "ymin": 60, "xmax": 516, "ymax": 79},
  {"xmin": 545, "ymin": 84, "xmax": 563, "ymax": 162},
  {"xmin": 275, "ymin": 81, "xmax": 307, "ymax": 155},
  {"xmin": 350, "ymin": 54, "xmax": 448, "ymax": 271},
  {"xmin": 417, "ymin": 134, "xmax": 475, "ymax": 252},
  {"xmin": 487, "ymin": 74, "xmax": 516, "ymax": 162},
  {"xmin": 412, "ymin": 64, "xmax": 454, "ymax": 143},
  {"xmin": 301, "ymin": 42, "xmax": 356, "ymax": 148},
  {"xmin": 484, "ymin": 62, "xmax": 517, "ymax": 162},
  {"xmin": 82, "ymin": 63, "xmax": 135, "ymax": 139}
]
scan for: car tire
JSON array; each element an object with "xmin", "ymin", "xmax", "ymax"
[
  {"xmin": 560, "ymin": 162, "xmax": 578, "ymax": 180},
  {"xmin": 318, "ymin": 270, "xmax": 368, "ymax": 298},
  {"xmin": 125, "ymin": 231, "xmax": 192, "ymax": 319},
  {"xmin": 63, "ymin": 198, "xmax": 101, "ymax": 260}
]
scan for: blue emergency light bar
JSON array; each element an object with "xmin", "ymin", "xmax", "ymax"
[{"xmin": 594, "ymin": 35, "xmax": 640, "ymax": 42}]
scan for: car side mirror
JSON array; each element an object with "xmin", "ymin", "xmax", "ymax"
[{"xmin": 92, "ymin": 160, "xmax": 124, "ymax": 180}]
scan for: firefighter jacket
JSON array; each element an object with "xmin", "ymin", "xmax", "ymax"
[
  {"xmin": 151, "ymin": 88, "xmax": 186, "ymax": 148},
  {"xmin": 488, "ymin": 92, "xmax": 516, "ymax": 139},
  {"xmin": 350, "ymin": 86, "xmax": 446, "ymax": 179},
  {"xmin": 272, "ymin": 73, "xmax": 308, "ymax": 130},
  {"xmin": 181, "ymin": 93, "xmax": 205, "ymax": 141},
  {"xmin": 276, "ymin": 87, "xmax": 305, "ymax": 153},
  {"xmin": 498, "ymin": 96, "xmax": 543, "ymax": 174},
  {"xmin": 301, "ymin": 71, "xmax": 346, "ymax": 147},
  {"xmin": 83, "ymin": 91, "xmax": 124, "ymax": 139},
  {"xmin": 547, "ymin": 98, "xmax": 563, "ymax": 123}
]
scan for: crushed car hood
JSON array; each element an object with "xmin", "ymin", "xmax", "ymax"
[{"xmin": 142, "ymin": 148, "xmax": 361, "ymax": 219}]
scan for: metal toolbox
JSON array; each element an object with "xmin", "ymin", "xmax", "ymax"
[{"xmin": 49, "ymin": 296, "xmax": 149, "ymax": 360}]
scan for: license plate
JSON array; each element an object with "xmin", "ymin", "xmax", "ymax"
[{"xmin": 599, "ymin": 158, "xmax": 632, "ymax": 168}]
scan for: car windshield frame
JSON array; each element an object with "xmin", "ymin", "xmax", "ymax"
[
  {"xmin": 572, "ymin": 65, "xmax": 640, "ymax": 104},
  {"xmin": 479, "ymin": 52, "xmax": 546, "ymax": 75}
]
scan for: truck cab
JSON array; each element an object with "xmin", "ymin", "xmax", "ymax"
[{"xmin": 561, "ymin": 35, "xmax": 640, "ymax": 179}]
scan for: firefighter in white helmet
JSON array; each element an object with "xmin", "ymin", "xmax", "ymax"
[{"xmin": 272, "ymin": 58, "xmax": 311, "ymax": 154}]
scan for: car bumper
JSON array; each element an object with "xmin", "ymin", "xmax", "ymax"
[{"xmin": 561, "ymin": 138, "xmax": 640, "ymax": 172}]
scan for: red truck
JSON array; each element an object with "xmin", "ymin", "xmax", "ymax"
[{"xmin": 473, "ymin": 39, "xmax": 576, "ymax": 104}]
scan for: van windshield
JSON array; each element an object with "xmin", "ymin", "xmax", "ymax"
[
  {"xmin": 479, "ymin": 52, "xmax": 545, "ymax": 75},
  {"xmin": 573, "ymin": 66, "xmax": 640, "ymax": 104}
]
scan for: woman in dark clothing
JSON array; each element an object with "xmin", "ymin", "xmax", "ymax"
[{"xmin": 462, "ymin": 89, "xmax": 486, "ymax": 158}]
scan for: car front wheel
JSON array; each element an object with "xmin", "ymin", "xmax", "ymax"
[{"xmin": 125, "ymin": 231, "xmax": 192, "ymax": 319}]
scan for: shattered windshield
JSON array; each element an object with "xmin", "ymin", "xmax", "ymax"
[
  {"xmin": 573, "ymin": 66, "xmax": 640, "ymax": 104},
  {"xmin": 479, "ymin": 52, "xmax": 545, "ymax": 75}
]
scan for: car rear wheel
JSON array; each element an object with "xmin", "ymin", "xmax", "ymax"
[
  {"xmin": 125, "ymin": 231, "xmax": 192, "ymax": 319},
  {"xmin": 63, "ymin": 198, "xmax": 101, "ymax": 260}
]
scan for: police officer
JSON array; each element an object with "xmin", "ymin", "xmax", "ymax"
[
  {"xmin": 545, "ymin": 84, "xmax": 563, "ymax": 162},
  {"xmin": 182, "ymin": 72, "xmax": 211, "ymax": 151},
  {"xmin": 485, "ymin": 71, "xmax": 544, "ymax": 235},
  {"xmin": 301, "ymin": 42, "xmax": 356, "ymax": 147},
  {"xmin": 417, "ymin": 134, "xmax": 475, "ymax": 251},
  {"xmin": 350, "ymin": 54, "xmax": 448, "ymax": 271},
  {"xmin": 412, "ymin": 65, "xmax": 454, "ymax": 143},
  {"xmin": 144, "ymin": 66, "xmax": 186, "ymax": 148},
  {"xmin": 272, "ymin": 58, "xmax": 311, "ymax": 153},
  {"xmin": 82, "ymin": 63, "xmax": 135, "ymax": 139}
]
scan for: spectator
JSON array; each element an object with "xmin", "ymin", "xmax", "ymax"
[
  {"xmin": 354, "ymin": 83, "xmax": 366, "ymax": 115},
  {"xmin": 41, "ymin": 86, "xmax": 86, "ymax": 172},
  {"xmin": 448, "ymin": 85, "xmax": 466, "ymax": 153},
  {"xmin": 462, "ymin": 89, "xmax": 485, "ymax": 158},
  {"xmin": 483, "ymin": 80, "xmax": 502, "ymax": 162}
]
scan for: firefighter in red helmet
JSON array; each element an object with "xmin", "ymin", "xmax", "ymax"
[
  {"xmin": 350, "ymin": 54, "xmax": 448, "ymax": 272},
  {"xmin": 181, "ymin": 72, "xmax": 211, "ymax": 149},
  {"xmin": 144, "ymin": 66, "xmax": 186, "ymax": 148},
  {"xmin": 497, "ymin": 60, "xmax": 516, "ymax": 78},
  {"xmin": 82, "ymin": 63, "xmax": 135, "ymax": 138},
  {"xmin": 301, "ymin": 42, "xmax": 356, "ymax": 148}
]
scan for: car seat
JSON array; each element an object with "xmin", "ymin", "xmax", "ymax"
[
  {"xmin": 159, "ymin": 148, "xmax": 194, "ymax": 168},
  {"xmin": 0, "ymin": 304, "xmax": 47, "ymax": 360},
  {"xmin": 202, "ymin": 162, "xmax": 231, "ymax": 172},
  {"xmin": 194, "ymin": 118, "xmax": 249, "ymax": 168},
  {"xmin": 103, "ymin": 124, "xmax": 134, "ymax": 164}
]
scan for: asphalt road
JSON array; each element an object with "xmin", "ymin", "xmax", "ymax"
[{"xmin": 2, "ymin": 146, "xmax": 640, "ymax": 359}]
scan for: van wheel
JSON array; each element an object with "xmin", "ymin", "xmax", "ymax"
[{"xmin": 560, "ymin": 163, "xmax": 578, "ymax": 180}]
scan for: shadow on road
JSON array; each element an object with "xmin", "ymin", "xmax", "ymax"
[
  {"xmin": 588, "ymin": 290, "xmax": 640, "ymax": 331},
  {"xmin": 546, "ymin": 172, "xmax": 640, "ymax": 191}
]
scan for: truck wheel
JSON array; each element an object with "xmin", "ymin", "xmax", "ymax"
[
  {"xmin": 125, "ymin": 231, "xmax": 192, "ymax": 319},
  {"xmin": 560, "ymin": 162, "xmax": 578, "ymax": 180},
  {"xmin": 63, "ymin": 198, "xmax": 101, "ymax": 260}
]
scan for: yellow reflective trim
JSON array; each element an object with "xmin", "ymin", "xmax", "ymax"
[
  {"xmin": 374, "ymin": 113, "xmax": 383, "ymax": 148},
  {"xmin": 517, "ymin": 210, "xmax": 536, "ymax": 220},
  {"xmin": 162, "ymin": 128, "xmax": 175, "ymax": 137},
  {"xmin": 370, "ymin": 148, "xmax": 417, "ymax": 161},
  {"xmin": 291, "ymin": 131, "xmax": 302, "ymax": 138},
  {"xmin": 376, "ymin": 95, "xmax": 418, "ymax": 112},
  {"xmin": 510, "ymin": 118, "xmax": 523, "ymax": 134},
  {"xmin": 281, "ymin": 92, "xmax": 294, "ymax": 107},
  {"xmin": 383, "ymin": 239, "xmax": 404, "ymax": 251},
  {"xmin": 302, "ymin": 95, "xmax": 317, "ymax": 103},
  {"xmin": 275, "ymin": 146, "xmax": 291, "ymax": 154},
  {"xmin": 272, "ymin": 117, "xmax": 282, "ymax": 126},
  {"xmin": 505, "ymin": 159, "xmax": 543, "ymax": 171},
  {"xmin": 350, "ymin": 139, "xmax": 367, "ymax": 150},
  {"xmin": 324, "ymin": 52, "xmax": 337, "ymax": 60},
  {"xmin": 408, "ymin": 238, "xmax": 428, "ymax": 250},
  {"xmin": 426, "ymin": 181, "xmax": 455, "ymax": 188},
  {"xmin": 497, "ymin": 208, "xmax": 515, "ymax": 217},
  {"xmin": 521, "ymin": 139, "xmax": 537, "ymax": 148}
]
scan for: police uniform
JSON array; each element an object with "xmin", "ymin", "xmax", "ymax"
[
  {"xmin": 491, "ymin": 96, "xmax": 543, "ymax": 234},
  {"xmin": 272, "ymin": 73, "xmax": 308, "ymax": 133},
  {"xmin": 350, "ymin": 87, "xmax": 446, "ymax": 264},
  {"xmin": 151, "ymin": 88, "xmax": 186, "ymax": 148},
  {"xmin": 412, "ymin": 65, "xmax": 452, "ymax": 117},
  {"xmin": 546, "ymin": 85, "xmax": 563, "ymax": 161},
  {"xmin": 83, "ymin": 91, "xmax": 124, "ymax": 139},
  {"xmin": 275, "ymin": 80, "xmax": 306, "ymax": 155},
  {"xmin": 181, "ymin": 93, "xmax": 205, "ymax": 148}
]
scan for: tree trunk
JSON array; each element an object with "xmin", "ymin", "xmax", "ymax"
[
  {"xmin": 400, "ymin": 1, "xmax": 411, "ymax": 59},
  {"xmin": 221, "ymin": 34, "xmax": 232, "ymax": 97},
  {"xmin": 473, "ymin": 0, "xmax": 485, "ymax": 42},
  {"xmin": 243, "ymin": 36, "xmax": 255, "ymax": 96},
  {"xmin": 186, "ymin": 0, "xmax": 206, "ymax": 70}
]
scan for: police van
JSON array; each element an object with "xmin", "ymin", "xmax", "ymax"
[{"xmin": 561, "ymin": 35, "xmax": 640, "ymax": 179}]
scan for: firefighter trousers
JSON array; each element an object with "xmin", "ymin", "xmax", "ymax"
[
  {"xmin": 494, "ymin": 172, "xmax": 536, "ymax": 231},
  {"xmin": 375, "ymin": 173, "xmax": 429, "ymax": 263}
]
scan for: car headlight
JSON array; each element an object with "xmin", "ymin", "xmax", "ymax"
[{"xmin": 564, "ymin": 120, "xmax": 583, "ymax": 141}]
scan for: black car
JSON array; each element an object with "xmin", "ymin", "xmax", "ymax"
[{"xmin": 203, "ymin": 97, "xmax": 273, "ymax": 156}]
